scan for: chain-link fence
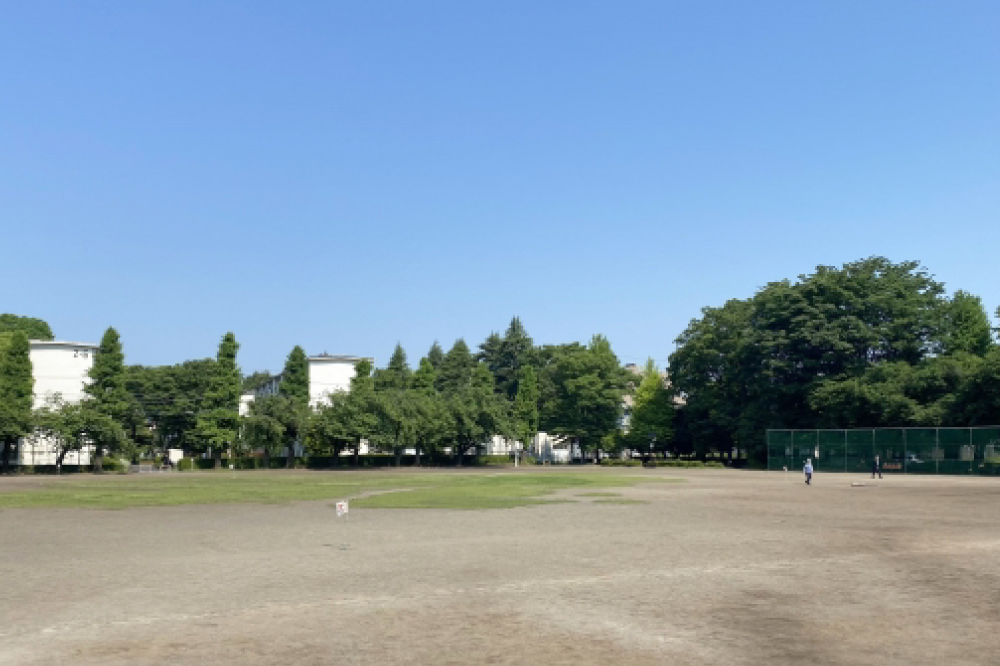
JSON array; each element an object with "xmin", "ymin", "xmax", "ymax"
[{"xmin": 766, "ymin": 428, "xmax": 1000, "ymax": 475}]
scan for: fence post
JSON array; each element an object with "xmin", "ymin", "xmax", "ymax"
[
  {"xmin": 935, "ymin": 429, "xmax": 939, "ymax": 475},
  {"xmin": 844, "ymin": 430, "xmax": 848, "ymax": 472},
  {"xmin": 903, "ymin": 429, "xmax": 907, "ymax": 475}
]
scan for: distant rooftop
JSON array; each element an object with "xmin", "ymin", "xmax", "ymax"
[{"xmin": 29, "ymin": 340, "xmax": 99, "ymax": 349}]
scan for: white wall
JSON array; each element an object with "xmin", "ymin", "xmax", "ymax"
[
  {"xmin": 29, "ymin": 341, "xmax": 97, "ymax": 408},
  {"xmin": 308, "ymin": 357, "xmax": 361, "ymax": 408},
  {"xmin": 20, "ymin": 341, "xmax": 99, "ymax": 465}
]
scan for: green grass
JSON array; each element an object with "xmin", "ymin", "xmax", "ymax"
[
  {"xmin": 575, "ymin": 491, "xmax": 621, "ymax": 498},
  {"xmin": 0, "ymin": 470, "xmax": 679, "ymax": 510}
]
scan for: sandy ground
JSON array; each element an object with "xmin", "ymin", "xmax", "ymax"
[{"xmin": 1, "ymin": 468, "xmax": 999, "ymax": 666}]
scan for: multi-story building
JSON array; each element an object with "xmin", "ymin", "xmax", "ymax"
[{"xmin": 18, "ymin": 340, "xmax": 100, "ymax": 466}]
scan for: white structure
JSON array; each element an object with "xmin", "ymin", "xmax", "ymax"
[
  {"xmin": 18, "ymin": 340, "xmax": 99, "ymax": 466},
  {"xmin": 240, "ymin": 353, "xmax": 372, "ymax": 415},
  {"xmin": 308, "ymin": 354, "xmax": 367, "ymax": 408},
  {"xmin": 239, "ymin": 353, "xmax": 373, "ymax": 456},
  {"xmin": 533, "ymin": 431, "xmax": 573, "ymax": 463}
]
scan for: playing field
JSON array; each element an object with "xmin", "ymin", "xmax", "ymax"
[{"xmin": 1, "ymin": 468, "xmax": 998, "ymax": 665}]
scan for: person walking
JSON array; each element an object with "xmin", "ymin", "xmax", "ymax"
[
  {"xmin": 872, "ymin": 455, "xmax": 883, "ymax": 480},
  {"xmin": 804, "ymin": 458, "xmax": 813, "ymax": 485}
]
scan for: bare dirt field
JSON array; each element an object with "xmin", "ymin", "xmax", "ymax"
[{"xmin": 2, "ymin": 468, "xmax": 999, "ymax": 665}]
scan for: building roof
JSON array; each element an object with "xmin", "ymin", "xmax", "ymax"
[
  {"xmin": 308, "ymin": 354, "xmax": 373, "ymax": 363},
  {"xmin": 29, "ymin": 340, "xmax": 99, "ymax": 349}
]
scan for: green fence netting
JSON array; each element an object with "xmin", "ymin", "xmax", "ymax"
[{"xmin": 766, "ymin": 428, "xmax": 1000, "ymax": 475}]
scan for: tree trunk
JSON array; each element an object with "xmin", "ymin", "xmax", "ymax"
[
  {"xmin": 56, "ymin": 449, "xmax": 69, "ymax": 474},
  {"xmin": 353, "ymin": 441, "xmax": 361, "ymax": 467},
  {"xmin": 213, "ymin": 448, "xmax": 221, "ymax": 470},
  {"xmin": 455, "ymin": 444, "xmax": 464, "ymax": 467},
  {"xmin": 93, "ymin": 445, "xmax": 105, "ymax": 474},
  {"xmin": 415, "ymin": 445, "xmax": 422, "ymax": 467},
  {"xmin": 394, "ymin": 445, "xmax": 402, "ymax": 467},
  {"xmin": 286, "ymin": 444, "xmax": 295, "ymax": 469},
  {"xmin": 263, "ymin": 449, "xmax": 270, "ymax": 469}
]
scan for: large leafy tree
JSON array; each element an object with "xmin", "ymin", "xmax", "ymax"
[
  {"xmin": 84, "ymin": 327, "xmax": 130, "ymax": 470},
  {"xmin": 0, "ymin": 331, "xmax": 33, "ymax": 473},
  {"xmin": 193, "ymin": 333, "xmax": 241, "ymax": 468},
  {"xmin": 670, "ymin": 257, "xmax": 983, "ymax": 456},
  {"xmin": 0, "ymin": 314, "xmax": 54, "ymax": 341},
  {"xmin": 34, "ymin": 396, "xmax": 127, "ymax": 472},
  {"xmin": 243, "ymin": 394, "xmax": 288, "ymax": 468},
  {"xmin": 940, "ymin": 291, "xmax": 994, "ymax": 356},
  {"xmin": 541, "ymin": 336, "xmax": 628, "ymax": 461}
]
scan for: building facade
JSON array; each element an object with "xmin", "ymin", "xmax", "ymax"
[{"xmin": 18, "ymin": 340, "xmax": 99, "ymax": 466}]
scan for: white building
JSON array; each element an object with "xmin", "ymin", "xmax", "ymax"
[
  {"xmin": 18, "ymin": 340, "xmax": 99, "ymax": 466},
  {"xmin": 239, "ymin": 353, "xmax": 373, "ymax": 456},
  {"xmin": 240, "ymin": 353, "xmax": 372, "ymax": 415}
]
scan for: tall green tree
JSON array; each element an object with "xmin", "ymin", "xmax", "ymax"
[
  {"xmin": 193, "ymin": 332, "xmax": 241, "ymax": 469},
  {"xmin": 426, "ymin": 341, "xmax": 445, "ymax": 370},
  {"xmin": 0, "ymin": 314, "xmax": 54, "ymax": 341},
  {"xmin": 670, "ymin": 257, "xmax": 953, "ymax": 463},
  {"xmin": 436, "ymin": 339, "xmax": 474, "ymax": 394},
  {"xmin": 278, "ymin": 345, "xmax": 310, "ymax": 467},
  {"xmin": 243, "ymin": 394, "xmax": 288, "ymax": 468},
  {"xmin": 476, "ymin": 332, "xmax": 503, "ymax": 375},
  {"xmin": 511, "ymin": 365, "xmax": 539, "ymax": 462},
  {"xmin": 496, "ymin": 316, "xmax": 534, "ymax": 400},
  {"xmin": 541, "ymin": 335, "xmax": 628, "ymax": 461},
  {"xmin": 279, "ymin": 346, "xmax": 310, "ymax": 407},
  {"xmin": 0, "ymin": 331, "xmax": 33, "ymax": 473},
  {"xmin": 941, "ymin": 291, "xmax": 994, "ymax": 356},
  {"xmin": 84, "ymin": 327, "xmax": 130, "ymax": 470},
  {"xmin": 376, "ymin": 343, "xmax": 412, "ymax": 391},
  {"xmin": 623, "ymin": 359, "xmax": 674, "ymax": 457}
]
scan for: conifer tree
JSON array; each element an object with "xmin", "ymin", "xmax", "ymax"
[
  {"xmin": 0, "ymin": 331, "xmax": 33, "ymax": 473},
  {"xmin": 194, "ymin": 332, "xmax": 241, "ymax": 469},
  {"xmin": 497, "ymin": 316, "xmax": 534, "ymax": 400},
  {"xmin": 85, "ymin": 327, "xmax": 130, "ymax": 470},
  {"xmin": 279, "ymin": 346, "xmax": 310, "ymax": 408},
  {"xmin": 426, "ymin": 341, "xmax": 445, "ymax": 369},
  {"xmin": 436, "ymin": 339, "xmax": 474, "ymax": 394}
]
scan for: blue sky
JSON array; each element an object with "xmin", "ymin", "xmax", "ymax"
[{"xmin": 2, "ymin": 1, "xmax": 998, "ymax": 373}]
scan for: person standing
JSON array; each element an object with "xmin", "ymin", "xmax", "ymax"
[
  {"xmin": 804, "ymin": 458, "xmax": 814, "ymax": 485},
  {"xmin": 872, "ymin": 455, "xmax": 883, "ymax": 479}
]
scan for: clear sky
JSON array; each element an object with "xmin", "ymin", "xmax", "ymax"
[{"xmin": 2, "ymin": 1, "xmax": 998, "ymax": 373}]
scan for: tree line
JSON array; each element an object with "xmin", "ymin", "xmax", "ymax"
[
  {"xmin": 668, "ymin": 257, "xmax": 1000, "ymax": 464},
  {"xmin": 1, "ymin": 315, "xmax": 664, "ymax": 471}
]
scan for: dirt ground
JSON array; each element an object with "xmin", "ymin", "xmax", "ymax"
[{"xmin": 2, "ymin": 468, "xmax": 999, "ymax": 666}]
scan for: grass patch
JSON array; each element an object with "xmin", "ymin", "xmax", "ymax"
[
  {"xmin": 0, "ymin": 470, "xmax": 676, "ymax": 510},
  {"xmin": 576, "ymin": 491, "xmax": 621, "ymax": 498}
]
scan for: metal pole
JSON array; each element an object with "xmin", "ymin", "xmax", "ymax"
[
  {"xmin": 903, "ymin": 429, "xmax": 907, "ymax": 475},
  {"xmin": 844, "ymin": 430, "xmax": 848, "ymax": 472},
  {"xmin": 935, "ymin": 428, "xmax": 939, "ymax": 475}
]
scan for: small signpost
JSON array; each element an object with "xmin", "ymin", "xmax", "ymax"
[{"xmin": 336, "ymin": 500, "xmax": 349, "ymax": 519}]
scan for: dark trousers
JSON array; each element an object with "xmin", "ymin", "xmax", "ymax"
[
  {"xmin": 805, "ymin": 472, "xmax": 812, "ymax": 485},
  {"xmin": 872, "ymin": 467, "xmax": 882, "ymax": 479}
]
